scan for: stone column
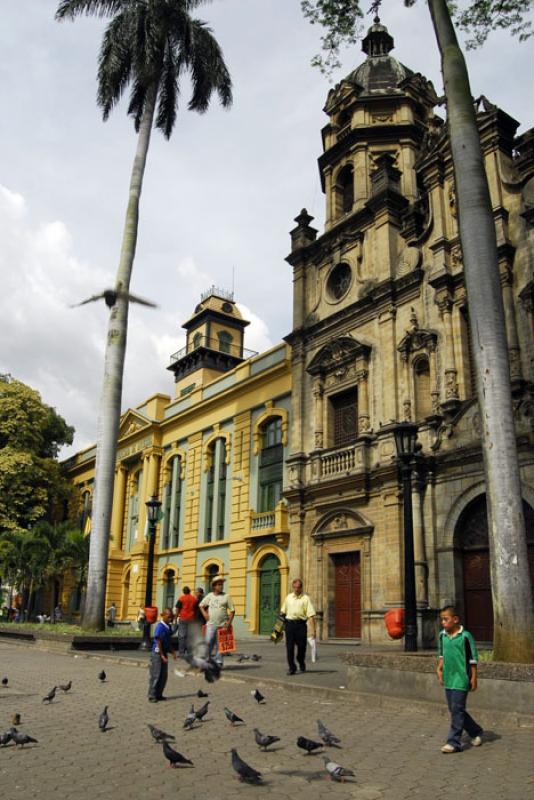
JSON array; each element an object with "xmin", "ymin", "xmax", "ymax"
[
  {"xmin": 325, "ymin": 167, "xmax": 333, "ymax": 228},
  {"xmin": 110, "ymin": 464, "xmax": 127, "ymax": 550},
  {"xmin": 313, "ymin": 377, "xmax": 324, "ymax": 448},
  {"xmin": 428, "ymin": 341, "xmax": 440, "ymax": 414},
  {"xmin": 136, "ymin": 453, "xmax": 151, "ymax": 541},
  {"xmin": 436, "ymin": 294, "xmax": 459, "ymax": 402},
  {"xmin": 501, "ymin": 266, "xmax": 523, "ymax": 383},
  {"xmin": 356, "ymin": 367, "xmax": 371, "ymax": 433},
  {"xmin": 378, "ymin": 306, "xmax": 398, "ymax": 423},
  {"xmin": 167, "ymin": 454, "xmax": 180, "ymax": 548},
  {"xmin": 412, "ymin": 476, "xmax": 429, "ymax": 607},
  {"xmin": 399, "ymin": 354, "xmax": 411, "ymax": 422}
]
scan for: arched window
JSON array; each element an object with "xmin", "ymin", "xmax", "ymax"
[
  {"xmin": 218, "ymin": 330, "xmax": 233, "ymax": 354},
  {"xmin": 205, "ymin": 439, "xmax": 227, "ymax": 542},
  {"xmin": 192, "ymin": 332, "xmax": 202, "ymax": 350},
  {"xmin": 205, "ymin": 563, "xmax": 220, "ymax": 593},
  {"xmin": 164, "ymin": 569, "xmax": 176, "ymax": 609},
  {"xmin": 161, "ymin": 456, "xmax": 182, "ymax": 550},
  {"xmin": 335, "ymin": 164, "xmax": 354, "ymax": 217},
  {"xmin": 413, "ymin": 356, "xmax": 432, "ymax": 419},
  {"xmin": 79, "ymin": 490, "xmax": 92, "ymax": 533},
  {"xmin": 259, "ymin": 418, "xmax": 283, "ymax": 511},
  {"xmin": 127, "ymin": 469, "xmax": 142, "ymax": 551}
]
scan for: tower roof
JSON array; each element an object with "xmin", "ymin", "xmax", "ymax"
[{"xmin": 347, "ymin": 16, "xmax": 412, "ymax": 94}]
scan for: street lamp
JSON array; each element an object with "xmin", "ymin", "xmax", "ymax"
[
  {"xmin": 393, "ymin": 422, "xmax": 418, "ymax": 652},
  {"xmin": 139, "ymin": 495, "xmax": 162, "ymax": 651}
]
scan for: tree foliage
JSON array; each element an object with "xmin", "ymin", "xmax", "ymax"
[{"xmin": 0, "ymin": 376, "xmax": 74, "ymax": 532}]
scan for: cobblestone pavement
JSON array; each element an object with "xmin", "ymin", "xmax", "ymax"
[{"xmin": 1, "ymin": 642, "xmax": 533, "ymax": 800}]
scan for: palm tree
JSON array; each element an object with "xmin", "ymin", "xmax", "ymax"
[{"xmin": 56, "ymin": 0, "xmax": 232, "ymax": 629}]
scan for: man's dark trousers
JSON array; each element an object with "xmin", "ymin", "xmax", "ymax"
[
  {"xmin": 148, "ymin": 652, "xmax": 168, "ymax": 700},
  {"xmin": 285, "ymin": 619, "xmax": 307, "ymax": 672}
]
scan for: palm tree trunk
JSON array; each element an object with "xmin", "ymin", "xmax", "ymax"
[
  {"xmin": 83, "ymin": 83, "xmax": 158, "ymax": 630},
  {"xmin": 428, "ymin": 0, "xmax": 534, "ymax": 661}
]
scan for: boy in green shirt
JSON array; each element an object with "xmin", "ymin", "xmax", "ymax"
[{"xmin": 436, "ymin": 605, "xmax": 483, "ymax": 753}]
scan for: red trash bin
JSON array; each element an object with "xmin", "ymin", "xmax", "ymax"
[
  {"xmin": 144, "ymin": 606, "xmax": 158, "ymax": 624},
  {"xmin": 384, "ymin": 608, "xmax": 405, "ymax": 639}
]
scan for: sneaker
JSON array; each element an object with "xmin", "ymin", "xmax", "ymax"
[
  {"xmin": 441, "ymin": 744, "xmax": 459, "ymax": 753},
  {"xmin": 471, "ymin": 735, "xmax": 483, "ymax": 747},
  {"xmin": 287, "ymin": 669, "xmax": 296, "ymax": 675},
  {"xmin": 148, "ymin": 698, "xmax": 158, "ymax": 703}
]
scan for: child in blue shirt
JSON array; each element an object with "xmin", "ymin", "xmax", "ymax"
[
  {"xmin": 148, "ymin": 607, "xmax": 176, "ymax": 702},
  {"xmin": 436, "ymin": 605, "xmax": 483, "ymax": 753}
]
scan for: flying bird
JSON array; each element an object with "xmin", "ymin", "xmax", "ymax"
[
  {"xmin": 195, "ymin": 701, "xmax": 209, "ymax": 721},
  {"xmin": 147, "ymin": 724, "xmax": 175, "ymax": 744},
  {"xmin": 71, "ymin": 288, "xmax": 158, "ymax": 310},
  {"xmin": 98, "ymin": 671, "xmax": 106, "ymax": 682},
  {"xmin": 184, "ymin": 653, "xmax": 221, "ymax": 684},
  {"xmin": 59, "ymin": 681, "xmax": 72, "ymax": 693},
  {"xmin": 297, "ymin": 736, "xmax": 324, "ymax": 755},
  {"xmin": 183, "ymin": 705, "xmax": 197, "ymax": 730},
  {"xmin": 9, "ymin": 728, "xmax": 38, "ymax": 747},
  {"xmin": 42, "ymin": 686, "xmax": 57, "ymax": 704},
  {"xmin": 197, "ymin": 689, "xmax": 209, "ymax": 698},
  {"xmin": 323, "ymin": 756, "xmax": 355, "ymax": 782},
  {"xmin": 11, "ymin": 713, "xmax": 21, "ymax": 727},
  {"xmin": 162, "ymin": 741, "xmax": 193, "ymax": 768},
  {"xmin": 1, "ymin": 677, "xmax": 8, "ymax": 687},
  {"xmin": 224, "ymin": 707, "xmax": 244, "ymax": 726},
  {"xmin": 251, "ymin": 689, "xmax": 265, "ymax": 704},
  {"xmin": 317, "ymin": 719, "xmax": 341, "ymax": 747},
  {"xmin": 230, "ymin": 748, "xmax": 262, "ymax": 784},
  {"xmin": 0, "ymin": 732, "xmax": 12, "ymax": 747},
  {"xmin": 99, "ymin": 706, "xmax": 109, "ymax": 732},
  {"xmin": 253, "ymin": 729, "xmax": 280, "ymax": 751}
]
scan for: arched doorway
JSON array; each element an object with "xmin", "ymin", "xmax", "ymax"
[
  {"xmin": 258, "ymin": 554, "xmax": 281, "ymax": 635},
  {"xmin": 455, "ymin": 495, "xmax": 534, "ymax": 641}
]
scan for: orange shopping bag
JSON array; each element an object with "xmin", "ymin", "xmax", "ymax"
[{"xmin": 217, "ymin": 625, "xmax": 236, "ymax": 654}]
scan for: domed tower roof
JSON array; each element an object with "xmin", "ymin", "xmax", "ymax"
[{"xmin": 347, "ymin": 16, "xmax": 412, "ymax": 94}]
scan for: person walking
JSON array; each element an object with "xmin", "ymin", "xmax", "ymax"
[
  {"xmin": 436, "ymin": 604, "xmax": 483, "ymax": 753},
  {"xmin": 199, "ymin": 577, "xmax": 235, "ymax": 668},
  {"xmin": 106, "ymin": 602, "xmax": 117, "ymax": 628},
  {"xmin": 148, "ymin": 607, "xmax": 176, "ymax": 703},
  {"xmin": 174, "ymin": 586, "xmax": 198, "ymax": 656},
  {"xmin": 280, "ymin": 579, "xmax": 316, "ymax": 675}
]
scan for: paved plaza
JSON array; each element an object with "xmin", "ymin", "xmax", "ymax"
[{"xmin": 0, "ymin": 641, "xmax": 533, "ymax": 800}]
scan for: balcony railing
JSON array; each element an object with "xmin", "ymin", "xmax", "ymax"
[
  {"xmin": 245, "ymin": 502, "xmax": 289, "ymax": 549},
  {"xmin": 169, "ymin": 335, "xmax": 258, "ymax": 365},
  {"xmin": 313, "ymin": 440, "xmax": 370, "ymax": 481}
]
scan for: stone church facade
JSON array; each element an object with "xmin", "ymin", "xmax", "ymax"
[{"xmin": 65, "ymin": 19, "xmax": 534, "ymax": 644}]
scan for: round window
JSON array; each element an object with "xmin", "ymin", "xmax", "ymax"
[{"xmin": 326, "ymin": 263, "xmax": 352, "ymax": 301}]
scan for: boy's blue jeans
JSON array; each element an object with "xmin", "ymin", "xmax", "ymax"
[{"xmin": 445, "ymin": 689, "xmax": 483, "ymax": 749}]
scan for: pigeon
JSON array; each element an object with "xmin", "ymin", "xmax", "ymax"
[
  {"xmin": 253, "ymin": 728, "xmax": 280, "ymax": 750},
  {"xmin": 297, "ymin": 736, "xmax": 324, "ymax": 755},
  {"xmin": 224, "ymin": 707, "xmax": 244, "ymax": 726},
  {"xmin": 195, "ymin": 701, "xmax": 210, "ymax": 721},
  {"xmin": 11, "ymin": 713, "xmax": 21, "ymax": 726},
  {"xmin": 1, "ymin": 677, "xmax": 7, "ymax": 687},
  {"xmin": 184, "ymin": 653, "xmax": 221, "ymax": 684},
  {"xmin": 323, "ymin": 756, "xmax": 355, "ymax": 782},
  {"xmin": 236, "ymin": 654, "xmax": 250, "ymax": 663},
  {"xmin": 0, "ymin": 732, "xmax": 11, "ymax": 747},
  {"xmin": 230, "ymin": 748, "xmax": 262, "ymax": 784},
  {"xmin": 251, "ymin": 689, "xmax": 265, "ymax": 704},
  {"xmin": 147, "ymin": 724, "xmax": 175, "ymax": 743},
  {"xmin": 162, "ymin": 740, "xmax": 193, "ymax": 768},
  {"xmin": 99, "ymin": 706, "xmax": 109, "ymax": 732},
  {"xmin": 98, "ymin": 670, "xmax": 106, "ymax": 682},
  {"xmin": 317, "ymin": 719, "xmax": 341, "ymax": 747},
  {"xmin": 59, "ymin": 681, "xmax": 72, "ymax": 693},
  {"xmin": 183, "ymin": 705, "xmax": 197, "ymax": 730},
  {"xmin": 9, "ymin": 728, "xmax": 38, "ymax": 747},
  {"xmin": 71, "ymin": 288, "xmax": 158, "ymax": 310},
  {"xmin": 197, "ymin": 689, "xmax": 209, "ymax": 698},
  {"xmin": 42, "ymin": 686, "xmax": 57, "ymax": 703},
  {"xmin": 250, "ymin": 654, "xmax": 262, "ymax": 662}
]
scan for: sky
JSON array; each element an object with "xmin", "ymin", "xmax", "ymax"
[{"xmin": 1, "ymin": 0, "xmax": 533, "ymax": 458}]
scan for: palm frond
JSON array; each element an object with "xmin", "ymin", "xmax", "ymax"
[
  {"xmin": 186, "ymin": 20, "xmax": 232, "ymax": 113},
  {"xmin": 97, "ymin": 11, "xmax": 134, "ymax": 119},
  {"xmin": 127, "ymin": 78, "xmax": 148, "ymax": 131},
  {"xmin": 55, "ymin": 0, "xmax": 131, "ymax": 21},
  {"xmin": 155, "ymin": 42, "xmax": 179, "ymax": 138}
]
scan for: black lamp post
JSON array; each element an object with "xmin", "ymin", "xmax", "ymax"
[
  {"xmin": 393, "ymin": 422, "xmax": 419, "ymax": 652},
  {"xmin": 139, "ymin": 495, "xmax": 162, "ymax": 651}
]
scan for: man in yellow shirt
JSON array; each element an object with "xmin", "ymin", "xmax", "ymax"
[{"xmin": 280, "ymin": 579, "xmax": 316, "ymax": 675}]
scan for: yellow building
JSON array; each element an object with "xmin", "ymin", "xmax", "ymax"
[{"xmin": 65, "ymin": 18, "xmax": 534, "ymax": 644}]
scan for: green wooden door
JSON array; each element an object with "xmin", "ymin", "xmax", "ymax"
[{"xmin": 259, "ymin": 554, "xmax": 281, "ymax": 634}]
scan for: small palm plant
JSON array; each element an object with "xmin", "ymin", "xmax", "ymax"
[{"xmin": 56, "ymin": 0, "xmax": 232, "ymax": 629}]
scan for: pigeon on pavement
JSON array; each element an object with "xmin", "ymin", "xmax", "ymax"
[
  {"xmin": 147, "ymin": 724, "xmax": 175, "ymax": 743},
  {"xmin": 250, "ymin": 654, "xmax": 262, "ymax": 662},
  {"xmin": 1, "ymin": 677, "xmax": 8, "ymax": 687},
  {"xmin": 253, "ymin": 729, "xmax": 280, "ymax": 750},
  {"xmin": 195, "ymin": 701, "xmax": 210, "ymax": 721},
  {"xmin": 197, "ymin": 689, "xmax": 209, "ymax": 698},
  {"xmin": 98, "ymin": 670, "xmax": 107, "ymax": 682},
  {"xmin": 162, "ymin": 741, "xmax": 193, "ymax": 768},
  {"xmin": 317, "ymin": 719, "xmax": 341, "ymax": 747},
  {"xmin": 99, "ymin": 706, "xmax": 109, "ymax": 732},
  {"xmin": 251, "ymin": 689, "xmax": 265, "ymax": 704},
  {"xmin": 0, "ymin": 732, "xmax": 12, "ymax": 746},
  {"xmin": 323, "ymin": 756, "xmax": 355, "ymax": 782},
  {"xmin": 297, "ymin": 736, "xmax": 324, "ymax": 755},
  {"xmin": 236, "ymin": 654, "xmax": 250, "ymax": 663},
  {"xmin": 59, "ymin": 681, "xmax": 72, "ymax": 693},
  {"xmin": 11, "ymin": 713, "xmax": 21, "ymax": 727},
  {"xmin": 9, "ymin": 728, "xmax": 38, "ymax": 747},
  {"xmin": 230, "ymin": 749, "xmax": 262, "ymax": 784},
  {"xmin": 183, "ymin": 705, "xmax": 197, "ymax": 730},
  {"xmin": 42, "ymin": 686, "xmax": 57, "ymax": 703},
  {"xmin": 224, "ymin": 707, "xmax": 244, "ymax": 725}
]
